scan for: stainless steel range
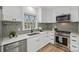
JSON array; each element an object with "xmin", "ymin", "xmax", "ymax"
[{"xmin": 55, "ymin": 31, "xmax": 70, "ymax": 51}]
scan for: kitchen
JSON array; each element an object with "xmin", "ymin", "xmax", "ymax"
[{"xmin": 0, "ymin": 6, "xmax": 79, "ymax": 52}]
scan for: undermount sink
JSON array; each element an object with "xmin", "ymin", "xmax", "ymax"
[{"xmin": 27, "ymin": 33, "xmax": 39, "ymax": 36}]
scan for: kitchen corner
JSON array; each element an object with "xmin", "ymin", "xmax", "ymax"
[{"xmin": 0, "ymin": 6, "xmax": 79, "ymax": 52}]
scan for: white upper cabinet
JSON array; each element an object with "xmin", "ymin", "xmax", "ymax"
[
  {"xmin": 41, "ymin": 8, "xmax": 55, "ymax": 23},
  {"xmin": 70, "ymin": 7, "xmax": 79, "ymax": 22},
  {"xmin": 52, "ymin": 6, "xmax": 79, "ymax": 22},
  {"xmin": 37, "ymin": 7, "xmax": 42, "ymax": 23},
  {"xmin": 2, "ymin": 6, "xmax": 79, "ymax": 22},
  {"xmin": 2, "ymin": 6, "xmax": 23, "ymax": 22}
]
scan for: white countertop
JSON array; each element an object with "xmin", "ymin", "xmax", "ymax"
[
  {"xmin": 2, "ymin": 34, "xmax": 30, "ymax": 45},
  {"xmin": 2, "ymin": 31, "xmax": 54, "ymax": 45}
]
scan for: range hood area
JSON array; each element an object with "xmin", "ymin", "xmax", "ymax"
[{"xmin": 56, "ymin": 22, "xmax": 78, "ymax": 32}]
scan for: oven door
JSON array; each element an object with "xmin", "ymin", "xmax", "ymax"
[
  {"xmin": 55, "ymin": 35, "xmax": 63, "ymax": 44},
  {"xmin": 62, "ymin": 37, "xmax": 68, "ymax": 46}
]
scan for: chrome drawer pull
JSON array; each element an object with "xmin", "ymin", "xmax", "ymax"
[
  {"xmin": 72, "ymin": 45, "xmax": 77, "ymax": 48},
  {"xmin": 72, "ymin": 36, "xmax": 76, "ymax": 37},
  {"xmin": 51, "ymin": 39, "xmax": 53, "ymax": 40},
  {"xmin": 36, "ymin": 40, "xmax": 39, "ymax": 41},
  {"xmin": 72, "ymin": 40, "xmax": 76, "ymax": 42}
]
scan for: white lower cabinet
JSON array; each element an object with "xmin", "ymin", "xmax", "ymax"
[
  {"xmin": 49, "ymin": 35, "xmax": 55, "ymax": 44},
  {"xmin": 70, "ymin": 33, "xmax": 79, "ymax": 52},
  {"xmin": 48, "ymin": 32, "xmax": 55, "ymax": 44},
  {"xmin": 27, "ymin": 37, "xmax": 39, "ymax": 52},
  {"xmin": 27, "ymin": 34, "xmax": 50, "ymax": 52},
  {"xmin": 38, "ymin": 34, "xmax": 50, "ymax": 49}
]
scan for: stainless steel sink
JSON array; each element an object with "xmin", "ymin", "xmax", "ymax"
[{"xmin": 27, "ymin": 33, "xmax": 39, "ymax": 36}]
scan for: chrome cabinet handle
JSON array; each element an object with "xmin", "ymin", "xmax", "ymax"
[
  {"xmin": 72, "ymin": 45, "xmax": 77, "ymax": 48},
  {"xmin": 72, "ymin": 40, "xmax": 76, "ymax": 42},
  {"xmin": 51, "ymin": 35, "xmax": 54, "ymax": 36},
  {"xmin": 36, "ymin": 39, "xmax": 39, "ymax": 41},
  {"xmin": 51, "ymin": 39, "xmax": 53, "ymax": 40},
  {"xmin": 72, "ymin": 36, "xmax": 76, "ymax": 37}
]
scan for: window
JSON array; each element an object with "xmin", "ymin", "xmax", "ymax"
[{"xmin": 23, "ymin": 14, "xmax": 36, "ymax": 30}]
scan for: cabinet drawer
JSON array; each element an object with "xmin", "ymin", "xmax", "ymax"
[
  {"xmin": 71, "ymin": 39, "xmax": 77, "ymax": 42},
  {"xmin": 70, "ymin": 36, "xmax": 78, "ymax": 40},
  {"xmin": 70, "ymin": 33, "xmax": 78, "ymax": 36},
  {"xmin": 72, "ymin": 45, "xmax": 78, "ymax": 48},
  {"xmin": 70, "ymin": 45, "xmax": 79, "ymax": 52}
]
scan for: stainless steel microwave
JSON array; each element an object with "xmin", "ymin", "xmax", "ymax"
[{"xmin": 56, "ymin": 14, "xmax": 70, "ymax": 22}]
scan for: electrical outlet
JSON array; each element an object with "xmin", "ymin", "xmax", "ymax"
[{"xmin": 18, "ymin": 28, "xmax": 21, "ymax": 31}]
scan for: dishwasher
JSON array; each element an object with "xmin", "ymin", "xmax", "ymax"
[{"xmin": 3, "ymin": 39, "xmax": 27, "ymax": 52}]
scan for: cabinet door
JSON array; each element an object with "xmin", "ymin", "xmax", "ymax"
[
  {"xmin": 27, "ymin": 34, "xmax": 50, "ymax": 52},
  {"xmin": 46, "ymin": 9, "xmax": 53, "ymax": 23},
  {"xmin": 41, "ymin": 8, "xmax": 54, "ymax": 23},
  {"xmin": 37, "ymin": 34, "xmax": 50, "ymax": 50},
  {"xmin": 2, "ymin": 6, "xmax": 23, "ymax": 21},
  {"xmin": 70, "ymin": 7, "xmax": 79, "ymax": 22},
  {"xmin": 41, "ymin": 8, "xmax": 48, "ymax": 23},
  {"xmin": 47, "ymin": 31, "xmax": 55, "ymax": 44},
  {"xmin": 3, "ymin": 6, "xmax": 13, "ymax": 21},
  {"xmin": 3, "ymin": 39, "xmax": 27, "ymax": 52},
  {"xmin": 49, "ymin": 35, "xmax": 55, "ymax": 44},
  {"xmin": 27, "ymin": 37, "xmax": 38, "ymax": 52},
  {"xmin": 13, "ymin": 7, "xmax": 23, "ymax": 21}
]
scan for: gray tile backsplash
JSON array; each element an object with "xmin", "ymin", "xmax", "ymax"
[
  {"xmin": 38, "ymin": 23, "xmax": 54, "ymax": 30},
  {"xmin": 2, "ymin": 21, "xmax": 30, "ymax": 37},
  {"xmin": 2, "ymin": 21, "xmax": 79, "ymax": 37},
  {"xmin": 38, "ymin": 22, "xmax": 78, "ymax": 33},
  {"xmin": 56, "ymin": 22, "xmax": 78, "ymax": 32}
]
